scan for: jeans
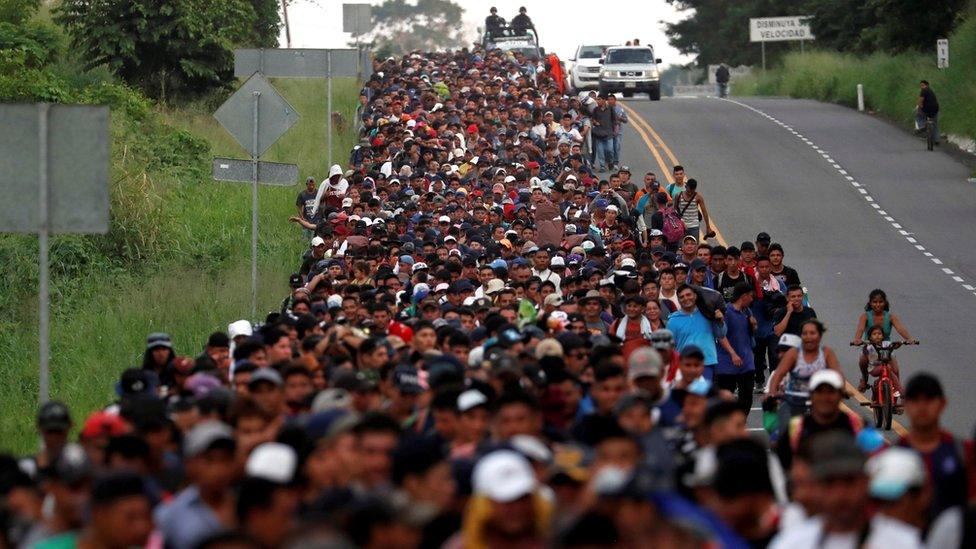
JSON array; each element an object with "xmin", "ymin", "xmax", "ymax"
[
  {"xmin": 717, "ymin": 82, "xmax": 728, "ymax": 98},
  {"xmin": 593, "ymin": 136, "xmax": 613, "ymax": 170},
  {"xmin": 915, "ymin": 110, "xmax": 939, "ymax": 143},
  {"xmin": 716, "ymin": 371, "xmax": 755, "ymax": 416},
  {"xmin": 611, "ymin": 134, "xmax": 622, "ymax": 167},
  {"xmin": 752, "ymin": 334, "xmax": 779, "ymax": 386}
]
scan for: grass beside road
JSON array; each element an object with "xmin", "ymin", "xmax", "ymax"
[
  {"xmin": 734, "ymin": 18, "xmax": 976, "ymax": 142},
  {"xmin": 0, "ymin": 78, "xmax": 359, "ymax": 454}
]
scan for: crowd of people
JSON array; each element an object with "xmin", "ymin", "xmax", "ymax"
[{"xmin": 3, "ymin": 43, "xmax": 976, "ymax": 549}]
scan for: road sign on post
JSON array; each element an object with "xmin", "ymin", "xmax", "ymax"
[
  {"xmin": 233, "ymin": 48, "xmax": 364, "ymax": 170},
  {"xmin": 212, "ymin": 158, "xmax": 299, "ymax": 186},
  {"xmin": 750, "ymin": 16, "xmax": 815, "ymax": 70},
  {"xmin": 215, "ymin": 73, "xmax": 300, "ymax": 318},
  {"xmin": 937, "ymin": 39, "xmax": 949, "ymax": 69},
  {"xmin": 0, "ymin": 104, "xmax": 110, "ymax": 404},
  {"xmin": 343, "ymin": 3, "xmax": 371, "ymax": 36}
]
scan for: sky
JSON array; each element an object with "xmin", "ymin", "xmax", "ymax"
[{"xmin": 280, "ymin": 0, "xmax": 694, "ymax": 67}]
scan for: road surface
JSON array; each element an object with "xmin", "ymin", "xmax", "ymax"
[{"xmin": 620, "ymin": 96, "xmax": 976, "ymax": 435}]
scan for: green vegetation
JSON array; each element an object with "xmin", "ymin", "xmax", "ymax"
[
  {"xmin": 0, "ymin": 1, "xmax": 360, "ymax": 453},
  {"xmin": 55, "ymin": 0, "xmax": 282, "ymax": 100},
  {"xmin": 733, "ymin": 18, "xmax": 976, "ymax": 141},
  {"xmin": 665, "ymin": 0, "xmax": 968, "ymax": 67}
]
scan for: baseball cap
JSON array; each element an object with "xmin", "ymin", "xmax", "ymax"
[
  {"xmin": 311, "ymin": 388, "xmax": 352, "ymax": 413},
  {"xmin": 544, "ymin": 294, "xmax": 564, "ymax": 308},
  {"xmin": 810, "ymin": 369, "xmax": 844, "ymax": 391},
  {"xmin": 689, "ymin": 258, "xmax": 707, "ymax": 271},
  {"xmin": 438, "ymin": 215, "xmax": 451, "ymax": 223},
  {"xmin": 867, "ymin": 447, "xmax": 926, "ymax": 500},
  {"xmin": 393, "ymin": 366, "xmax": 424, "ymax": 395},
  {"xmin": 777, "ymin": 333, "xmax": 802, "ymax": 350},
  {"xmin": 228, "ymin": 319, "xmax": 253, "ymax": 339},
  {"xmin": 38, "ymin": 401, "xmax": 72, "ymax": 431},
  {"xmin": 80, "ymin": 411, "xmax": 128, "ymax": 439},
  {"xmin": 311, "ymin": 236, "xmax": 326, "ymax": 247},
  {"xmin": 183, "ymin": 421, "xmax": 235, "ymax": 458},
  {"xmin": 51, "ymin": 443, "xmax": 94, "ymax": 485},
  {"xmin": 146, "ymin": 332, "xmax": 172, "ymax": 350},
  {"xmin": 756, "ymin": 232, "xmax": 771, "ymax": 243},
  {"xmin": 809, "ymin": 432, "xmax": 865, "ymax": 480},
  {"xmin": 649, "ymin": 329, "xmax": 675, "ymax": 350},
  {"xmin": 457, "ymin": 389, "xmax": 488, "ymax": 413},
  {"xmin": 473, "ymin": 450, "xmax": 537, "ymax": 502},
  {"xmin": 628, "ymin": 347, "xmax": 663, "ymax": 380},
  {"xmin": 246, "ymin": 442, "xmax": 297, "ymax": 484},
  {"xmin": 248, "ymin": 368, "xmax": 284, "ymax": 389},
  {"xmin": 118, "ymin": 368, "xmax": 158, "ymax": 397}
]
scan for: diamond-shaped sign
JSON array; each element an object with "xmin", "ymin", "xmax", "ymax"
[{"xmin": 214, "ymin": 73, "xmax": 299, "ymax": 158}]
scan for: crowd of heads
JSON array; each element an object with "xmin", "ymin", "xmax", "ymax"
[{"xmin": 2, "ymin": 42, "xmax": 973, "ymax": 549}]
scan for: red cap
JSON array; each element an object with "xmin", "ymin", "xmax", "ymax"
[
  {"xmin": 466, "ymin": 124, "xmax": 479, "ymax": 134},
  {"xmin": 526, "ymin": 161, "xmax": 540, "ymax": 169},
  {"xmin": 81, "ymin": 411, "xmax": 128, "ymax": 439},
  {"xmin": 621, "ymin": 240, "xmax": 637, "ymax": 250}
]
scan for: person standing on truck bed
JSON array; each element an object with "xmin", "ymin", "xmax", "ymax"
[
  {"xmin": 485, "ymin": 7, "xmax": 505, "ymax": 39},
  {"xmin": 512, "ymin": 6, "xmax": 535, "ymax": 36}
]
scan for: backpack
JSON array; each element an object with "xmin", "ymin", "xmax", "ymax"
[{"xmin": 660, "ymin": 204, "xmax": 685, "ymax": 244}]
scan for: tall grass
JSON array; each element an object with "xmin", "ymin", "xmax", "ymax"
[
  {"xmin": 734, "ymin": 18, "xmax": 976, "ymax": 141},
  {"xmin": 0, "ymin": 78, "xmax": 360, "ymax": 453}
]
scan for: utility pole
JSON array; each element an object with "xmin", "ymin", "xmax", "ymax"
[{"xmin": 281, "ymin": 0, "xmax": 292, "ymax": 48}]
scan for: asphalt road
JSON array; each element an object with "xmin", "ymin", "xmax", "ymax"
[{"xmin": 619, "ymin": 96, "xmax": 976, "ymax": 435}]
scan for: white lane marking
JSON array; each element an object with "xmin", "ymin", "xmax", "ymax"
[{"xmin": 722, "ymin": 98, "xmax": 972, "ymax": 297}]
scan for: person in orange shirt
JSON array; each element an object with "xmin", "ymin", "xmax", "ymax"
[{"xmin": 610, "ymin": 295, "xmax": 654, "ymax": 362}]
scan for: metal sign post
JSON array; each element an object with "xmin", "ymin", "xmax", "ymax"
[
  {"xmin": 234, "ymin": 48, "xmax": 366, "ymax": 171},
  {"xmin": 0, "ymin": 104, "xmax": 110, "ymax": 404},
  {"xmin": 327, "ymin": 51, "xmax": 333, "ymax": 168},
  {"xmin": 215, "ymin": 73, "xmax": 300, "ymax": 318},
  {"xmin": 937, "ymin": 39, "xmax": 949, "ymax": 69},
  {"xmin": 749, "ymin": 16, "xmax": 815, "ymax": 70}
]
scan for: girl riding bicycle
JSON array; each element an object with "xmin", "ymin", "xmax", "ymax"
[
  {"xmin": 851, "ymin": 289, "xmax": 917, "ymax": 391},
  {"xmin": 859, "ymin": 324, "xmax": 903, "ymax": 398}
]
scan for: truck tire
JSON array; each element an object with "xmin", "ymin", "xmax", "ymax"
[{"xmin": 649, "ymin": 87, "xmax": 661, "ymax": 101}]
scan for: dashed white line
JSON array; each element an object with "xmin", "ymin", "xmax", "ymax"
[{"xmin": 722, "ymin": 97, "xmax": 972, "ymax": 298}]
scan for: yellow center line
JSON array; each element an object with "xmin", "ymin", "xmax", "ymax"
[
  {"xmin": 622, "ymin": 100, "xmax": 908, "ymax": 437},
  {"xmin": 622, "ymin": 102, "xmax": 728, "ymax": 248}
]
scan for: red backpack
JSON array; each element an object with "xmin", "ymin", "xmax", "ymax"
[{"xmin": 660, "ymin": 204, "xmax": 685, "ymax": 244}]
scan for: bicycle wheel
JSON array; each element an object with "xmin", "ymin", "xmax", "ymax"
[
  {"xmin": 927, "ymin": 121, "xmax": 935, "ymax": 151},
  {"xmin": 881, "ymin": 382, "xmax": 893, "ymax": 431}
]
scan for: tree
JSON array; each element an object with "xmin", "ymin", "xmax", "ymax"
[
  {"xmin": 247, "ymin": 0, "xmax": 282, "ymax": 48},
  {"xmin": 359, "ymin": 0, "xmax": 468, "ymax": 56},
  {"xmin": 0, "ymin": 0, "xmax": 38, "ymax": 24},
  {"xmin": 55, "ymin": 0, "xmax": 259, "ymax": 101},
  {"xmin": 865, "ymin": 0, "xmax": 966, "ymax": 52},
  {"xmin": 664, "ymin": 0, "xmax": 808, "ymax": 67}
]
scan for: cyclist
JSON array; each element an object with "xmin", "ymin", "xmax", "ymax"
[
  {"xmin": 851, "ymin": 289, "xmax": 917, "ymax": 391},
  {"xmin": 915, "ymin": 80, "xmax": 939, "ymax": 145},
  {"xmin": 858, "ymin": 324, "xmax": 903, "ymax": 399},
  {"xmin": 766, "ymin": 319, "xmax": 843, "ymax": 418}
]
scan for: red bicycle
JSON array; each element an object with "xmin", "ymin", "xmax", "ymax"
[{"xmin": 851, "ymin": 340, "xmax": 918, "ymax": 430}]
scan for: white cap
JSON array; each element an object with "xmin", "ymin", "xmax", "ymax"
[
  {"xmin": 810, "ymin": 369, "xmax": 845, "ymax": 391},
  {"xmin": 778, "ymin": 333, "xmax": 802, "ymax": 349},
  {"xmin": 438, "ymin": 215, "xmax": 451, "ymax": 223},
  {"xmin": 867, "ymin": 447, "xmax": 926, "ymax": 500},
  {"xmin": 413, "ymin": 262, "xmax": 428, "ymax": 271},
  {"xmin": 435, "ymin": 283, "xmax": 450, "ymax": 293},
  {"xmin": 581, "ymin": 241, "xmax": 596, "ymax": 251},
  {"xmin": 341, "ymin": 197, "xmax": 353, "ymax": 207},
  {"xmin": 462, "ymin": 296, "xmax": 477, "ymax": 306},
  {"xmin": 311, "ymin": 236, "xmax": 326, "ymax": 247},
  {"xmin": 327, "ymin": 294, "xmax": 343, "ymax": 308},
  {"xmin": 621, "ymin": 258, "xmax": 637, "ymax": 269},
  {"xmin": 510, "ymin": 435, "xmax": 553, "ymax": 464},
  {"xmin": 504, "ymin": 175, "xmax": 516, "ymax": 184},
  {"xmin": 245, "ymin": 442, "xmax": 297, "ymax": 484},
  {"xmin": 457, "ymin": 389, "xmax": 487, "ymax": 413},
  {"xmin": 550, "ymin": 256, "xmax": 565, "ymax": 267},
  {"xmin": 607, "ymin": 205, "xmax": 619, "ymax": 212},
  {"xmin": 228, "ymin": 320, "xmax": 253, "ymax": 339},
  {"xmin": 473, "ymin": 450, "xmax": 537, "ymax": 502},
  {"xmin": 649, "ymin": 229, "xmax": 664, "ymax": 237}
]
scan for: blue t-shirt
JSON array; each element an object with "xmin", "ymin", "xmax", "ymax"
[
  {"xmin": 667, "ymin": 308, "xmax": 719, "ymax": 365},
  {"xmin": 716, "ymin": 304, "xmax": 755, "ymax": 375}
]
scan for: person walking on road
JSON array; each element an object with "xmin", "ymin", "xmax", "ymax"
[
  {"xmin": 715, "ymin": 64, "xmax": 730, "ymax": 98},
  {"xmin": 673, "ymin": 178, "xmax": 714, "ymax": 241},
  {"xmin": 590, "ymin": 94, "xmax": 615, "ymax": 173},
  {"xmin": 915, "ymin": 80, "xmax": 939, "ymax": 145},
  {"xmin": 608, "ymin": 95, "xmax": 628, "ymax": 171}
]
